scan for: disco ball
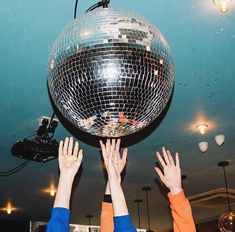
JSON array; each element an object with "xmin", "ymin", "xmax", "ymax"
[
  {"xmin": 218, "ymin": 211, "xmax": 235, "ymax": 232},
  {"xmin": 47, "ymin": 7, "xmax": 174, "ymax": 137}
]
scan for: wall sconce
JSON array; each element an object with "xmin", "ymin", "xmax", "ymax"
[
  {"xmin": 214, "ymin": 0, "xmax": 231, "ymax": 13},
  {"xmin": 196, "ymin": 124, "xmax": 208, "ymax": 135}
]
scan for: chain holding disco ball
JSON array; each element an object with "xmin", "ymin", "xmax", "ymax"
[
  {"xmin": 218, "ymin": 161, "xmax": 235, "ymax": 232},
  {"xmin": 47, "ymin": 0, "xmax": 174, "ymax": 137}
]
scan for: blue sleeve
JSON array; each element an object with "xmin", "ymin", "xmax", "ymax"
[
  {"xmin": 114, "ymin": 215, "xmax": 137, "ymax": 232},
  {"xmin": 46, "ymin": 207, "xmax": 70, "ymax": 232}
]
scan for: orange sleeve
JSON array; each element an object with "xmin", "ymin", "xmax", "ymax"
[
  {"xmin": 168, "ymin": 191, "xmax": 196, "ymax": 232},
  {"xmin": 100, "ymin": 202, "xmax": 114, "ymax": 232}
]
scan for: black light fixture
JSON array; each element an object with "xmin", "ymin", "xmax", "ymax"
[
  {"xmin": 134, "ymin": 199, "xmax": 143, "ymax": 229},
  {"xmin": 86, "ymin": 214, "xmax": 94, "ymax": 232},
  {"xmin": 142, "ymin": 187, "xmax": 154, "ymax": 232},
  {"xmin": 217, "ymin": 161, "xmax": 235, "ymax": 232}
]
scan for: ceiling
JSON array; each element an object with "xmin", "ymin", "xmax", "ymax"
[{"xmin": 0, "ymin": 0, "xmax": 235, "ymax": 231}]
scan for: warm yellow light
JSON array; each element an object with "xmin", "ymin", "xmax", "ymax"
[
  {"xmin": 50, "ymin": 189, "xmax": 56, "ymax": 197},
  {"xmin": 6, "ymin": 202, "xmax": 13, "ymax": 214},
  {"xmin": 196, "ymin": 124, "xmax": 208, "ymax": 134},
  {"xmin": 7, "ymin": 208, "xmax": 12, "ymax": 214},
  {"xmin": 214, "ymin": 0, "xmax": 231, "ymax": 13},
  {"xmin": 49, "ymin": 183, "xmax": 56, "ymax": 197},
  {"xmin": 41, "ymin": 182, "xmax": 57, "ymax": 197}
]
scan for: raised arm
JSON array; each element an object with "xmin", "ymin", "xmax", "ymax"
[
  {"xmin": 155, "ymin": 147, "xmax": 196, "ymax": 232},
  {"xmin": 100, "ymin": 139, "xmax": 136, "ymax": 232},
  {"xmin": 46, "ymin": 137, "xmax": 83, "ymax": 232},
  {"xmin": 100, "ymin": 139, "xmax": 128, "ymax": 232}
]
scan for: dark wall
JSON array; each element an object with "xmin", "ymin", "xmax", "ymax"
[
  {"xmin": 196, "ymin": 220, "xmax": 220, "ymax": 232},
  {"xmin": 0, "ymin": 219, "xmax": 29, "ymax": 232}
]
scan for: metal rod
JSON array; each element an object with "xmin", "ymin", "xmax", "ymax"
[
  {"xmin": 74, "ymin": 0, "xmax": 79, "ymax": 19},
  {"xmin": 86, "ymin": 215, "xmax": 93, "ymax": 232},
  {"xmin": 134, "ymin": 199, "xmax": 142, "ymax": 229},
  {"xmin": 146, "ymin": 191, "xmax": 150, "ymax": 230},
  {"xmin": 137, "ymin": 201, "xmax": 141, "ymax": 229},
  {"xmin": 223, "ymin": 166, "xmax": 231, "ymax": 211},
  {"xmin": 142, "ymin": 187, "xmax": 151, "ymax": 231}
]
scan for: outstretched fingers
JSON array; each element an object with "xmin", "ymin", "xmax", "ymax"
[
  {"xmin": 99, "ymin": 140, "xmax": 107, "ymax": 162},
  {"xmin": 115, "ymin": 139, "xmax": 121, "ymax": 153},
  {"xmin": 156, "ymin": 151, "xmax": 166, "ymax": 168},
  {"xmin": 63, "ymin": 137, "xmax": 69, "ymax": 155},
  {"xmin": 155, "ymin": 167, "xmax": 164, "ymax": 181},
  {"xmin": 73, "ymin": 141, "xmax": 79, "ymax": 158},
  {"xmin": 166, "ymin": 149, "xmax": 175, "ymax": 166},
  {"xmin": 122, "ymin": 148, "xmax": 128, "ymax": 162},
  {"xmin": 175, "ymin": 152, "xmax": 180, "ymax": 168},
  {"xmin": 162, "ymin": 147, "xmax": 170, "ymax": 165},
  {"xmin": 77, "ymin": 149, "xmax": 83, "ymax": 163},
  {"xmin": 67, "ymin": 137, "xmax": 74, "ymax": 156},
  {"xmin": 106, "ymin": 139, "xmax": 111, "ymax": 159},
  {"xmin": 59, "ymin": 140, "xmax": 63, "ymax": 157}
]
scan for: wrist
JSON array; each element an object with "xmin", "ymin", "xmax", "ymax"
[
  {"xmin": 109, "ymin": 177, "xmax": 121, "ymax": 185},
  {"xmin": 105, "ymin": 181, "xmax": 111, "ymax": 195},
  {"xmin": 169, "ymin": 187, "xmax": 183, "ymax": 195},
  {"xmin": 108, "ymin": 174, "xmax": 121, "ymax": 184},
  {"xmin": 59, "ymin": 173, "xmax": 75, "ymax": 183}
]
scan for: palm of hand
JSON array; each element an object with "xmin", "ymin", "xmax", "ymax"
[
  {"xmin": 107, "ymin": 157, "xmax": 120, "ymax": 180},
  {"xmin": 162, "ymin": 165, "xmax": 181, "ymax": 190},
  {"xmin": 58, "ymin": 137, "xmax": 83, "ymax": 177},
  {"xmin": 59, "ymin": 156, "xmax": 81, "ymax": 176},
  {"xmin": 117, "ymin": 153, "xmax": 126, "ymax": 173}
]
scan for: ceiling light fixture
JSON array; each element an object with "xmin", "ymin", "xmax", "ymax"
[
  {"xmin": 196, "ymin": 124, "xmax": 208, "ymax": 134},
  {"xmin": 198, "ymin": 141, "xmax": 208, "ymax": 153},
  {"xmin": 214, "ymin": 0, "xmax": 231, "ymax": 13},
  {"xmin": 215, "ymin": 134, "xmax": 225, "ymax": 146},
  {"xmin": 50, "ymin": 186, "xmax": 56, "ymax": 197},
  {"xmin": 5, "ymin": 202, "xmax": 13, "ymax": 215}
]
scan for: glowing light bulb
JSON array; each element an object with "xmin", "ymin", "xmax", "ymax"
[
  {"xmin": 214, "ymin": 0, "xmax": 231, "ymax": 13},
  {"xmin": 7, "ymin": 208, "xmax": 12, "ymax": 214},
  {"xmin": 50, "ymin": 189, "xmax": 56, "ymax": 197},
  {"xmin": 6, "ymin": 202, "xmax": 12, "ymax": 214},
  {"xmin": 49, "ymin": 183, "xmax": 56, "ymax": 197},
  {"xmin": 196, "ymin": 124, "xmax": 208, "ymax": 134}
]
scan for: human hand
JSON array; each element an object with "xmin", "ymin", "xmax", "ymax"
[
  {"xmin": 155, "ymin": 147, "xmax": 182, "ymax": 195},
  {"xmin": 58, "ymin": 137, "xmax": 83, "ymax": 178},
  {"xmin": 99, "ymin": 139, "xmax": 127, "ymax": 183}
]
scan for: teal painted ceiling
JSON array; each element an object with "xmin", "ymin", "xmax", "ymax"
[{"xmin": 0, "ymin": 0, "xmax": 235, "ymax": 231}]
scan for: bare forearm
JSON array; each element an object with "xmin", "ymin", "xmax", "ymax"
[
  {"xmin": 53, "ymin": 174, "xmax": 74, "ymax": 209},
  {"xmin": 109, "ymin": 179, "xmax": 128, "ymax": 216},
  {"xmin": 105, "ymin": 181, "xmax": 111, "ymax": 195}
]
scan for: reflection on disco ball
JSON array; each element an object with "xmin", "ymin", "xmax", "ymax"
[
  {"xmin": 218, "ymin": 211, "xmax": 235, "ymax": 232},
  {"xmin": 47, "ymin": 8, "xmax": 174, "ymax": 137}
]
